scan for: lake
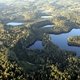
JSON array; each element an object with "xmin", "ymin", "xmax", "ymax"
[
  {"xmin": 6, "ymin": 22, "xmax": 24, "ymax": 26},
  {"xmin": 28, "ymin": 28, "xmax": 80, "ymax": 56},
  {"xmin": 50, "ymin": 29, "xmax": 80, "ymax": 56}
]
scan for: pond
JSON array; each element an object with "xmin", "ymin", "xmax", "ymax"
[
  {"xmin": 41, "ymin": 16, "xmax": 52, "ymax": 19},
  {"xmin": 42, "ymin": 25, "xmax": 54, "ymax": 28},
  {"xmin": 29, "ymin": 41, "xmax": 43, "ymax": 49},
  {"xmin": 50, "ymin": 29, "xmax": 80, "ymax": 56},
  {"xmin": 6, "ymin": 22, "xmax": 24, "ymax": 26}
]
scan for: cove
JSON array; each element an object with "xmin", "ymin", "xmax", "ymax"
[
  {"xmin": 50, "ymin": 29, "xmax": 80, "ymax": 56},
  {"xmin": 29, "ymin": 41, "xmax": 43, "ymax": 49}
]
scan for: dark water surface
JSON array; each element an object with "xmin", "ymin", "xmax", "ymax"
[
  {"xmin": 50, "ymin": 29, "xmax": 80, "ymax": 56},
  {"xmin": 28, "ymin": 27, "xmax": 80, "ymax": 56},
  {"xmin": 29, "ymin": 41, "xmax": 43, "ymax": 49}
]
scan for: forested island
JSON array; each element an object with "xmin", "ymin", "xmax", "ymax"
[{"xmin": 68, "ymin": 36, "xmax": 80, "ymax": 46}]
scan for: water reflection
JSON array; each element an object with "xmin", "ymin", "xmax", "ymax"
[
  {"xmin": 29, "ymin": 41, "xmax": 43, "ymax": 49},
  {"xmin": 50, "ymin": 29, "xmax": 80, "ymax": 56}
]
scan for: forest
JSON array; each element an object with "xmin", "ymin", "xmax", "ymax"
[{"xmin": 0, "ymin": 0, "xmax": 80, "ymax": 80}]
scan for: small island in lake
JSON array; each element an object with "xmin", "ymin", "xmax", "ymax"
[{"xmin": 67, "ymin": 36, "xmax": 80, "ymax": 46}]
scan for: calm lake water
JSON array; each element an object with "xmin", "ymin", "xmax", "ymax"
[
  {"xmin": 7, "ymin": 22, "xmax": 24, "ymax": 26},
  {"xmin": 29, "ymin": 41, "xmax": 43, "ymax": 49},
  {"xmin": 28, "ymin": 28, "xmax": 80, "ymax": 56},
  {"xmin": 50, "ymin": 29, "xmax": 80, "ymax": 56}
]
